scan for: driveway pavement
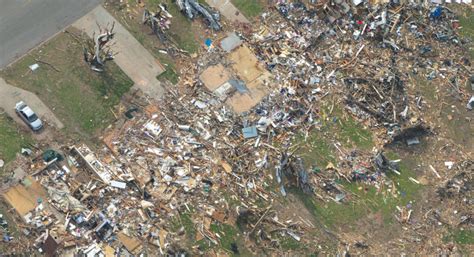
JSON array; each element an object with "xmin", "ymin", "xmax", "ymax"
[
  {"xmin": 73, "ymin": 6, "xmax": 165, "ymax": 99},
  {"xmin": 0, "ymin": 78, "xmax": 64, "ymax": 140},
  {"xmin": 205, "ymin": 0, "xmax": 250, "ymax": 24},
  {"xmin": 0, "ymin": 2, "xmax": 165, "ymax": 140}
]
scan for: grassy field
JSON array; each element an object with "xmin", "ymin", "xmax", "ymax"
[
  {"xmin": 287, "ymin": 97, "xmax": 425, "ymax": 250},
  {"xmin": 148, "ymin": 0, "xmax": 200, "ymax": 53},
  {"xmin": 0, "ymin": 114, "xmax": 32, "ymax": 166},
  {"xmin": 119, "ymin": 0, "xmax": 199, "ymax": 53},
  {"xmin": 0, "ymin": 204, "xmax": 22, "ymax": 254},
  {"xmin": 296, "ymin": 151, "xmax": 422, "ymax": 227},
  {"xmin": 455, "ymin": 4, "xmax": 474, "ymax": 58},
  {"xmin": 444, "ymin": 228, "xmax": 474, "ymax": 245},
  {"xmin": 156, "ymin": 56, "xmax": 179, "ymax": 84},
  {"xmin": 296, "ymin": 101, "xmax": 374, "ymax": 168},
  {"xmin": 232, "ymin": 0, "xmax": 265, "ymax": 18},
  {"xmin": 0, "ymin": 32, "xmax": 133, "ymax": 139}
]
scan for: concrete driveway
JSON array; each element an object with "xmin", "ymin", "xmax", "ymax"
[
  {"xmin": 73, "ymin": 6, "xmax": 165, "ymax": 100},
  {"xmin": 0, "ymin": 78, "xmax": 64, "ymax": 140},
  {"xmin": 0, "ymin": 1, "xmax": 164, "ymax": 138},
  {"xmin": 205, "ymin": 0, "xmax": 249, "ymax": 24},
  {"xmin": 0, "ymin": 0, "xmax": 101, "ymax": 69}
]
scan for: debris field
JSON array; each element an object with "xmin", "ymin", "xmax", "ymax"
[{"xmin": 1, "ymin": 0, "xmax": 473, "ymax": 256}]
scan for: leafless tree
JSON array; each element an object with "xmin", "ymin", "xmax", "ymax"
[{"xmin": 83, "ymin": 22, "xmax": 116, "ymax": 72}]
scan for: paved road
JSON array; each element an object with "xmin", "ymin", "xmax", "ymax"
[
  {"xmin": 0, "ymin": 0, "xmax": 101, "ymax": 69},
  {"xmin": 73, "ymin": 6, "xmax": 165, "ymax": 99}
]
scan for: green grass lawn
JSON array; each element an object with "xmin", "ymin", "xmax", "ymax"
[
  {"xmin": 459, "ymin": 9, "xmax": 474, "ymax": 36},
  {"xmin": 156, "ymin": 54, "xmax": 179, "ymax": 84},
  {"xmin": 0, "ymin": 204, "xmax": 23, "ymax": 254},
  {"xmin": 232, "ymin": 0, "xmax": 264, "ymax": 18},
  {"xmin": 296, "ymin": 102, "xmax": 373, "ymax": 168},
  {"xmin": 444, "ymin": 228, "xmax": 474, "ymax": 245},
  {"xmin": 113, "ymin": 0, "xmax": 200, "ymax": 54},
  {"xmin": 0, "ymin": 32, "xmax": 133, "ymax": 139},
  {"xmin": 149, "ymin": 0, "xmax": 200, "ymax": 53},
  {"xmin": 0, "ymin": 114, "xmax": 33, "ymax": 167},
  {"xmin": 451, "ymin": 4, "xmax": 474, "ymax": 58},
  {"xmin": 292, "ymin": 151, "xmax": 422, "ymax": 230},
  {"xmin": 290, "ymin": 99, "xmax": 421, "ymax": 233}
]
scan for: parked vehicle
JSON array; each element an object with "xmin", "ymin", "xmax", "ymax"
[{"xmin": 15, "ymin": 101, "xmax": 43, "ymax": 131}]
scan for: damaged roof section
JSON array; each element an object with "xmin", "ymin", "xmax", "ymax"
[
  {"xmin": 1, "ymin": 0, "xmax": 473, "ymax": 255},
  {"xmin": 3, "ymin": 176, "xmax": 47, "ymax": 217},
  {"xmin": 199, "ymin": 39, "xmax": 272, "ymax": 113}
]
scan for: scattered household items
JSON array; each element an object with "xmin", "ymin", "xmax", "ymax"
[
  {"xmin": 142, "ymin": 4, "xmax": 172, "ymax": 43},
  {"xmin": 1, "ymin": 0, "xmax": 473, "ymax": 255},
  {"xmin": 28, "ymin": 63, "xmax": 39, "ymax": 72},
  {"xmin": 467, "ymin": 96, "xmax": 474, "ymax": 110}
]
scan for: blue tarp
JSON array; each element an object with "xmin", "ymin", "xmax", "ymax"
[
  {"xmin": 430, "ymin": 6, "xmax": 442, "ymax": 19},
  {"xmin": 205, "ymin": 38, "xmax": 213, "ymax": 47},
  {"xmin": 242, "ymin": 126, "xmax": 258, "ymax": 139},
  {"xmin": 228, "ymin": 79, "xmax": 248, "ymax": 93}
]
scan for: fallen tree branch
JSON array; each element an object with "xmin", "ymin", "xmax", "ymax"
[{"xmin": 34, "ymin": 59, "xmax": 60, "ymax": 72}]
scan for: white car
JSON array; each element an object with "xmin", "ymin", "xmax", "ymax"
[{"xmin": 15, "ymin": 101, "xmax": 43, "ymax": 131}]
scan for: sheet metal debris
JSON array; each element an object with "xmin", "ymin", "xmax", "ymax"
[
  {"xmin": 2, "ymin": 0, "xmax": 473, "ymax": 255},
  {"xmin": 176, "ymin": 0, "xmax": 221, "ymax": 30}
]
